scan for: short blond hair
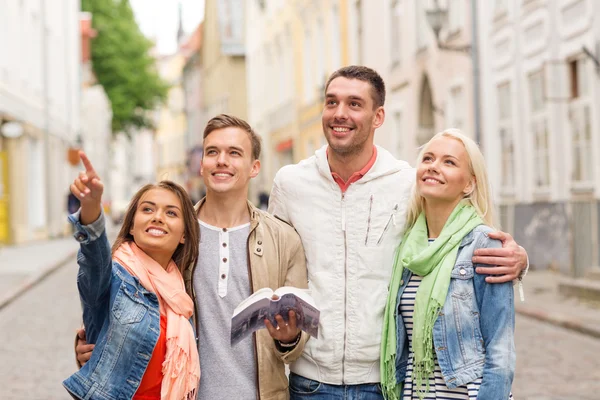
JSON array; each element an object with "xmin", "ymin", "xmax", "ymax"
[{"xmin": 404, "ymin": 129, "xmax": 498, "ymax": 230}]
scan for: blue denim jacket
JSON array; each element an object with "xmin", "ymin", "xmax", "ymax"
[
  {"xmin": 62, "ymin": 212, "xmax": 175, "ymax": 400},
  {"xmin": 394, "ymin": 225, "xmax": 515, "ymax": 399}
]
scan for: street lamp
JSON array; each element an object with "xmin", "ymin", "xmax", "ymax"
[{"xmin": 425, "ymin": 0, "xmax": 481, "ymax": 146}]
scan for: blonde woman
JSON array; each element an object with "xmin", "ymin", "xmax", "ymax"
[{"xmin": 381, "ymin": 130, "xmax": 515, "ymax": 399}]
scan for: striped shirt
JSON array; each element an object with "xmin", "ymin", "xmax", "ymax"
[{"xmin": 400, "ymin": 272, "xmax": 514, "ymax": 400}]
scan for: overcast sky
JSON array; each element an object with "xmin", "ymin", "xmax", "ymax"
[{"xmin": 130, "ymin": 0, "xmax": 205, "ymax": 55}]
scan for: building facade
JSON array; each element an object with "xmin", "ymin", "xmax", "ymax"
[
  {"xmin": 480, "ymin": 0, "xmax": 600, "ymax": 276},
  {"xmin": 181, "ymin": 23, "xmax": 205, "ymax": 203},
  {"xmin": 79, "ymin": 12, "xmax": 112, "ymax": 210},
  {"xmin": 246, "ymin": 0, "xmax": 350, "ymax": 191},
  {"xmin": 155, "ymin": 53, "xmax": 188, "ymax": 186},
  {"xmin": 0, "ymin": 0, "xmax": 81, "ymax": 244},
  {"xmin": 201, "ymin": 0, "xmax": 247, "ymax": 123}
]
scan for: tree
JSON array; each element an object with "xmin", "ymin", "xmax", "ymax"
[{"xmin": 82, "ymin": 0, "xmax": 169, "ymax": 134}]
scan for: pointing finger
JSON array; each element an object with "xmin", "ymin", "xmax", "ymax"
[{"xmin": 79, "ymin": 151, "xmax": 97, "ymax": 176}]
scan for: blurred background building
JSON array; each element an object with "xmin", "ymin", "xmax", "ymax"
[
  {"xmin": 0, "ymin": 0, "xmax": 81, "ymax": 244},
  {"xmin": 1, "ymin": 0, "xmax": 599, "ymax": 282}
]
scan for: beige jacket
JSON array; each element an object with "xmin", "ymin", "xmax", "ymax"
[{"xmin": 184, "ymin": 199, "xmax": 309, "ymax": 400}]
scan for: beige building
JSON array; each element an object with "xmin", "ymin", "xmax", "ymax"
[
  {"xmin": 200, "ymin": 0, "xmax": 247, "ymax": 124},
  {"xmin": 155, "ymin": 53, "xmax": 188, "ymax": 185},
  {"xmin": 480, "ymin": 0, "xmax": 600, "ymax": 276},
  {"xmin": 246, "ymin": 0, "xmax": 351, "ymax": 191},
  {"xmin": 0, "ymin": 0, "xmax": 81, "ymax": 244},
  {"xmin": 355, "ymin": 0, "xmax": 477, "ymax": 164}
]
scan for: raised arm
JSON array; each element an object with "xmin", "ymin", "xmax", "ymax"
[{"xmin": 70, "ymin": 151, "xmax": 112, "ymax": 343}]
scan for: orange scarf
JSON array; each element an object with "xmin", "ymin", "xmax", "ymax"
[{"xmin": 113, "ymin": 242, "xmax": 200, "ymax": 400}]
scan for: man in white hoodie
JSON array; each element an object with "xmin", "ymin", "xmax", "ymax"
[{"xmin": 268, "ymin": 65, "xmax": 528, "ymax": 399}]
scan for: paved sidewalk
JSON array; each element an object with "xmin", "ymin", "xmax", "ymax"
[
  {"xmin": 516, "ymin": 270, "xmax": 600, "ymax": 338},
  {"xmin": 0, "ymin": 236, "xmax": 79, "ymax": 310}
]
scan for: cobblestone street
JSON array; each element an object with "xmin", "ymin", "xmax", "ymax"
[
  {"xmin": 1, "ymin": 259, "xmax": 599, "ymax": 399},
  {"xmin": 0, "ymin": 260, "xmax": 81, "ymax": 400},
  {"xmin": 513, "ymin": 315, "xmax": 600, "ymax": 399}
]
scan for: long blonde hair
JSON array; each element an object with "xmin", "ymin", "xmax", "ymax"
[{"xmin": 404, "ymin": 129, "xmax": 498, "ymax": 230}]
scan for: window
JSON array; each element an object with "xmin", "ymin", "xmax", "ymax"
[
  {"xmin": 495, "ymin": 0, "xmax": 508, "ymax": 11},
  {"xmin": 315, "ymin": 19, "xmax": 325, "ymax": 90},
  {"xmin": 393, "ymin": 111, "xmax": 403, "ymax": 158},
  {"xmin": 355, "ymin": 0, "xmax": 363, "ymax": 63},
  {"xmin": 497, "ymin": 82, "xmax": 515, "ymax": 191},
  {"xmin": 569, "ymin": 57, "xmax": 593, "ymax": 186},
  {"xmin": 303, "ymin": 28, "xmax": 313, "ymax": 104},
  {"xmin": 448, "ymin": 0, "xmax": 464, "ymax": 33},
  {"xmin": 416, "ymin": 0, "xmax": 428, "ymax": 50},
  {"xmin": 390, "ymin": 0, "xmax": 402, "ymax": 64},
  {"xmin": 447, "ymin": 85, "xmax": 465, "ymax": 131},
  {"xmin": 528, "ymin": 70, "xmax": 550, "ymax": 189},
  {"xmin": 569, "ymin": 57, "xmax": 589, "ymax": 99},
  {"xmin": 330, "ymin": 4, "xmax": 342, "ymax": 70}
]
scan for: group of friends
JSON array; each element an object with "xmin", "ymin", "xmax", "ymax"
[{"xmin": 62, "ymin": 65, "xmax": 528, "ymax": 400}]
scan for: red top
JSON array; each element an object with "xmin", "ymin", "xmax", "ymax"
[
  {"xmin": 330, "ymin": 146, "xmax": 378, "ymax": 193},
  {"xmin": 134, "ymin": 314, "xmax": 167, "ymax": 400}
]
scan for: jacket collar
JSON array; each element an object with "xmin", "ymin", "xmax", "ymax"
[
  {"xmin": 194, "ymin": 197, "xmax": 260, "ymax": 232},
  {"xmin": 315, "ymin": 144, "xmax": 412, "ymax": 185}
]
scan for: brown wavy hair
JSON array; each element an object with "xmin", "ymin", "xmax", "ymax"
[{"xmin": 111, "ymin": 181, "xmax": 199, "ymax": 274}]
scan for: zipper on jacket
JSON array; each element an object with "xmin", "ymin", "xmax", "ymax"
[
  {"xmin": 246, "ymin": 229, "xmax": 261, "ymax": 400},
  {"xmin": 376, "ymin": 203, "xmax": 399, "ymax": 246},
  {"xmin": 341, "ymin": 192, "xmax": 348, "ymax": 383},
  {"xmin": 364, "ymin": 194, "xmax": 374, "ymax": 245}
]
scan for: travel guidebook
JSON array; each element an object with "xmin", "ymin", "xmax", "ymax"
[{"xmin": 231, "ymin": 286, "xmax": 320, "ymax": 345}]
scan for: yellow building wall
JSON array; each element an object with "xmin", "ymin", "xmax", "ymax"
[
  {"xmin": 155, "ymin": 54, "xmax": 187, "ymax": 185},
  {"xmin": 295, "ymin": 0, "xmax": 351, "ymax": 161},
  {"xmin": 201, "ymin": 0, "xmax": 247, "ymax": 120},
  {"xmin": 0, "ymin": 150, "xmax": 9, "ymax": 243}
]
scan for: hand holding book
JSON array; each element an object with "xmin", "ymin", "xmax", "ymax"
[
  {"xmin": 264, "ymin": 300, "xmax": 300, "ymax": 344},
  {"xmin": 231, "ymin": 286, "xmax": 320, "ymax": 345}
]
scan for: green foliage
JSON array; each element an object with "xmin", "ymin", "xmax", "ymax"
[{"xmin": 82, "ymin": 0, "xmax": 169, "ymax": 134}]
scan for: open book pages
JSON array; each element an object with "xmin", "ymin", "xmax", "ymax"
[{"xmin": 231, "ymin": 286, "xmax": 320, "ymax": 345}]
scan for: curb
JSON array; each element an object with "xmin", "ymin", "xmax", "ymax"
[
  {"xmin": 515, "ymin": 304, "xmax": 600, "ymax": 339},
  {"xmin": 0, "ymin": 249, "xmax": 77, "ymax": 311}
]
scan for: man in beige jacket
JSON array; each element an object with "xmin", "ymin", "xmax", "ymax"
[{"xmin": 76, "ymin": 114, "xmax": 308, "ymax": 400}]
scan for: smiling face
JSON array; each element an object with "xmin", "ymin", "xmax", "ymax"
[
  {"xmin": 129, "ymin": 188, "xmax": 186, "ymax": 265},
  {"xmin": 322, "ymin": 77, "xmax": 384, "ymax": 157},
  {"xmin": 416, "ymin": 136, "xmax": 475, "ymax": 207},
  {"xmin": 201, "ymin": 127, "xmax": 260, "ymax": 196}
]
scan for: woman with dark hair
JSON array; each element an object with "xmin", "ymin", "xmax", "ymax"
[{"xmin": 63, "ymin": 152, "xmax": 200, "ymax": 400}]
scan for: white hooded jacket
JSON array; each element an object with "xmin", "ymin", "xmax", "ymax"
[{"xmin": 269, "ymin": 145, "xmax": 415, "ymax": 385}]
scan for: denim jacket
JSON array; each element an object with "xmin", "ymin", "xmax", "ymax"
[
  {"xmin": 63, "ymin": 212, "xmax": 187, "ymax": 400},
  {"xmin": 394, "ymin": 225, "xmax": 515, "ymax": 399}
]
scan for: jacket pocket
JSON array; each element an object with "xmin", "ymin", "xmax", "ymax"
[
  {"xmin": 449, "ymin": 262, "xmax": 475, "ymax": 300},
  {"xmin": 111, "ymin": 282, "xmax": 148, "ymax": 324},
  {"xmin": 364, "ymin": 202, "xmax": 399, "ymax": 247}
]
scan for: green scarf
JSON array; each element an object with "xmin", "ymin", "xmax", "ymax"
[{"xmin": 381, "ymin": 202, "xmax": 483, "ymax": 400}]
